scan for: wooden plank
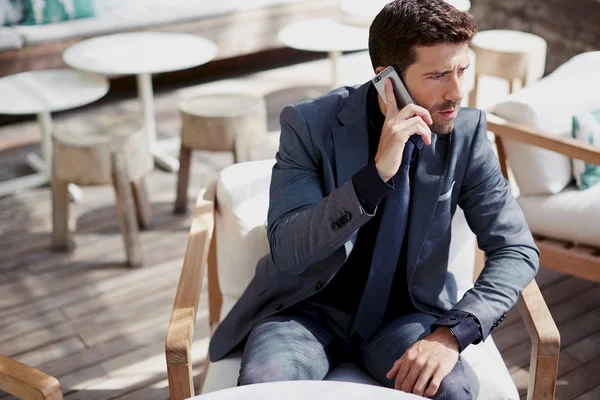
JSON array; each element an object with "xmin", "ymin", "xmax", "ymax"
[
  {"xmin": 499, "ymin": 307, "xmax": 600, "ymax": 372},
  {"xmin": 15, "ymin": 337, "xmax": 87, "ymax": 369},
  {"xmin": 563, "ymin": 329, "xmax": 600, "ymax": 364},
  {"xmin": 494, "ymin": 285, "xmax": 600, "ymax": 351},
  {"xmin": 573, "ymin": 384, "xmax": 600, "ymax": 400},
  {"xmin": 554, "ymin": 356, "xmax": 600, "ymax": 399},
  {"xmin": 62, "ymin": 336, "xmax": 210, "ymax": 400},
  {"xmin": 0, "ymin": 259, "xmax": 182, "ymax": 325},
  {"xmin": 0, "ymin": 289, "xmax": 177, "ymax": 357},
  {"xmin": 0, "ymin": 310, "xmax": 67, "ymax": 343},
  {"xmin": 496, "ymin": 276, "xmax": 597, "ymax": 331}
]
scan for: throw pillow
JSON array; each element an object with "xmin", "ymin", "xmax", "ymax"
[
  {"xmin": 572, "ymin": 110, "xmax": 600, "ymax": 190},
  {"xmin": 0, "ymin": 0, "xmax": 23, "ymax": 26},
  {"xmin": 21, "ymin": 0, "xmax": 95, "ymax": 25}
]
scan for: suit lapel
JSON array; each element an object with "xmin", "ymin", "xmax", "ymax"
[
  {"xmin": 332, "ymin": 82, "xmax": 371, "ymax": 188},
  {"xmin": 406, "ymin": 132, "xmax": 451, "ymax": 281}
]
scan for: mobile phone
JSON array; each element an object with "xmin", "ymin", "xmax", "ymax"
[{"xmin": 372, "ymin": 66, "xmax": 414, "ymax": 110}]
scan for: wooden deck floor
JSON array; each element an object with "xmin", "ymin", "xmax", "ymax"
[{"xmin": 1, "ymin": 55, "xmax": 600, "ymax": 400}]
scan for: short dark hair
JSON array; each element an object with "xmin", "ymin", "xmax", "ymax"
[{"xmin": 368, "ymin": 0, "xmax": 478, "ymax": 74}]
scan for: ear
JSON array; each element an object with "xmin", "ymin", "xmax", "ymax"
[{"xmin": 375, "ymin": 66, "xmax": 386, "ymax": 74}]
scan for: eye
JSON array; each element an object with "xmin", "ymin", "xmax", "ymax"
[{"xmin": 431, "ymin": 74, "xmax": 444, "ymax": 80}]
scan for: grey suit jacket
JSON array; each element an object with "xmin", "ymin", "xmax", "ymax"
[{"xmin": 209, "ymin": 81, "xmax": 539, "ymax": 362}]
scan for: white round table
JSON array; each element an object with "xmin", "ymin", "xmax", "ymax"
[
  {"xmin": 339, "ymin": 0, "xmax": 472, "ymax": 28},
  {"xmin": 0, "ymin": 69, "xmax": 108, "ymax": 198},
  {"xmin": 63, "ymin": 32, "xmax": 218, "ymax": 172},
  {"xmin": 194, "ymin": 381, "xmax": 426, "ymax": 400},
  {"xmin": 277, "ymin": 18, "xmax": 369, "ymax": 89}
]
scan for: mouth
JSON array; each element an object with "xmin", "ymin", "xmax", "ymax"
[{"xmin": 438, "ymin": 109, "xmax": 458, "ymax": 120}]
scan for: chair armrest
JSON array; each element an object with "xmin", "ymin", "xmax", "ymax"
[
  {"xmin": 486, "ymin": 111, "xmax": 600, "ymax": 165},
  {"xmin": 0, "ymin": 355, "xmax": 62, "ymax": 400},
  {"xmin": 517, "ymin": 280, "xmax": 560, "ymax": 400},
  {"xmin": 166, "ymin": 181, "xmax": 217, "ymax": 400}
]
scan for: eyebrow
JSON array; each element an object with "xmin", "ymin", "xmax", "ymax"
[{"xmin": 423, "ymin": 64, "xmax": 471, "ymax": 76}]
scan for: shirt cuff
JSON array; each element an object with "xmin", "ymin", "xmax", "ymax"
[
  {"xmin": 431, "ymin": 310, "xmax": 482, "ymax": 353},
  {"xmin": 352, "ymin": 161, "xmax": 393, "ymax": 213}
]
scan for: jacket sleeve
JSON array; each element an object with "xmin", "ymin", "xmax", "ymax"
[
  {"xmin": 453, "ymin": 110, "xmax": 540, "ymax": 340},
  {"xmin": 267, "ymin": 104, "xmax": 375, "ymax": 275}
]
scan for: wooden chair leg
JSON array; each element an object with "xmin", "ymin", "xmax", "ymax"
[
  {"xmin": 175, "ymin": 144, "xmax": 192, "ymax": 214},
  {"xmin": 111, "ymin": 152, "xmax": 143, "ymax": 268},
  {"xmin": 207, "ymin": 230, "xmax": 222, "ymax": 328},
  {"xmin": 51, "ymin": 177, "xmax": 70, "ymax": 249},
  {"xmin": 132, "ymin": 176, "xmax": 152, "ymax": 229},
  {"xmin": 468, "ymin": 74, "xmax": 479, "ymax": 108}
]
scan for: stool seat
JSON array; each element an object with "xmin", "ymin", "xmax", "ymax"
[
  {"xmin": 469, "ymin": 29, "xmax": 547, "ymax": 107},
  {"xmin": 175, "ymin": 93, "xmax": 267, "ymax": 213},
  {"xmin": 51, "ymin": 115, "xmax": 153, "ymax": 268}
]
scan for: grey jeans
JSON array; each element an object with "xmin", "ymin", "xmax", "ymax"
[{"xmin": 238, "ymin": 306, "xmax": 477, "ymax": 399}]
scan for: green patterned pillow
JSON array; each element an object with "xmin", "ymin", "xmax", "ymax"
[
  {"xmin": 0, "ymin": 0, "xmax": 23, "ymax": 26},
  {"xmin": 21, "ymin": 0, "xmax": 95, "ymax": 25},
  {"xmin": 572, "ymin": 110, "xmax": 600, "ymax": 190}
]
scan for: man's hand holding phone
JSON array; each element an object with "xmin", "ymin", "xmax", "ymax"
[{"xmin": 374, "ymin": 78, "xmax": 433, "ymax": 182}]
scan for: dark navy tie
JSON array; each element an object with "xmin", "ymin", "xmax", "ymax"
[{"xmin": 352, "ymin": 139, "xmax": 417, "ymax": 340}]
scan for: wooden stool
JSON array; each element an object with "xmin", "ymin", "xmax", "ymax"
[
  {"xmin": 469, "ymin": 30, "xmax": 547, "ymax": 107},
  {"xmin": 175, "ymin": 93, "xmax": 267, "ymax": 213},
  {"xmin": 51, "ymin": 116, "xmax": 153, "ymax": 267}
]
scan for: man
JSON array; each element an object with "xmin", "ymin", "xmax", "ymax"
[{"xmin": 209, "ymin": 0, "xmax": 539, "ymax": 398}]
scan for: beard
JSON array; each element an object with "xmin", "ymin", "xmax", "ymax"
[{"xmin": 428, "ymin": 100, "xmax": 462, "ymax": 134}]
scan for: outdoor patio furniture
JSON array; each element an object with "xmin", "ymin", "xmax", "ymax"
[
  {"xmin": 486, "ymin": 51, "xmax": 600, "ymax": 282},
  {"xmin": 0, "ymin": 355, "xmax": 62, "ymax": 400},
  {"xmin": 174, "ymin": 93, "xmax": 267, "ymax": 214},
  {"xmin": 469, "ymin": 30, "xmax": 547, "ymax": 108},
  {"xmin": 63, "ymin": 32, "xmax": 218, "ymax": 172},
  {"xmin": 0, "ymin": 69, "xmax": 108, "ymax": 200},
  {"xmin": 165, "ymin": 160, "xmax": 559, "ymax": 400},
  {"xmin": 277, "ymin": 18, "xmax": 369, "ymax": 89},
  {"xmin": 51, "ymin": 116, "xmax": 153, "ymax": 268}
]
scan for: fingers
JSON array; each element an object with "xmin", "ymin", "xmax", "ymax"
[
  {"xmin": 397, "ymin": 103, "xmax": 433, "ymax": 126},
  {"xmin": 400, "ymin": 356, "xmax": 426, "ymax": 394},
  {"xmin": 384, "ymin": 78, "xmax": 398, "ymax": 119},
  {"xmin": 386, "ymin": 359, "xmax": 401, "ymax": 380},
  {"xmin": 403, "ymin": 116, "xmax": 432, "ymax": 145},
  {"xmin": 394, "ymin": 357, "xmax": 411, "ymax": 390},
  {"xmin": 413, "ymin": 361, "xmax": 437, "ymax": 397},
  {"xmin": 423, "ymin": 371, "xmax": 443, "ymax": 398}
]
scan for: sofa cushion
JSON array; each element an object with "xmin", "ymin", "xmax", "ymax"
[
  {"xmin": 572, "ymin": 110, "xmax": 600, "ymax": 190},
  {"xmin": 490, "ymin": 51, "xmax": 600, "ymax": 195},
  {"xmin": 202, "ymin": 337, "xmax": 518, "ymax": 399},
  {"xmin": 14, "ymin": 0, "xmax": 304, "ymax": 45},
  {"xmin": 21, "ymin": 0, "xmax": 95, "ymax": 25},
  {"xmin": 0, "ymin": 0, "xmax": 22, "ymax": 25},
  {"xmin": 517, "ymin": 183, "xmax": 600, "ymax": 248},
  {"xmin": 0, "ymin": 26, "xmax": 22, "ymax": 49}
]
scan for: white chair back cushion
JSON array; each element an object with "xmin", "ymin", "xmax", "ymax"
[{"xmin": 490, "ymin": 51, "xmax": 600, "ymax": 195}]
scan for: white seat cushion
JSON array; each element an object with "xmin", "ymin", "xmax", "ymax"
[
  {"xmin": 202, "ymin": 337, "xmax": 518, "ymax": 399},
  {"xmin": 0, "ymin": 26, "xmax": 23, "ymax": 50},
  {"xmin": 490, "ymin": 51, "xmax": 600, "ymax": 195},
  {"xmin": 518, "ymin": 184, "xmax": 600, "ymax": 248}
]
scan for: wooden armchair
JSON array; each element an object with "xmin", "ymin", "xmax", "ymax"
[
  {"xmin": 165, "ymin": 161, "xmax": 560, "ymax": 400},
  {"xmin": 0, "ymin": 355, "xmax": 62, "ymax": 400},
  {"xmin": 487, "ymin": 112, "xmax": 600, "ymax": 283}
]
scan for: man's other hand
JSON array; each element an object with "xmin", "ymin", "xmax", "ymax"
[{"xmin": 386, "ymin": 326, "xmax": 460, "ymax": 398}]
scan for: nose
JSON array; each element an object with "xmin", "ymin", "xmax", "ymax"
[{"xmin": 444, "ymin": 72, "xmax": 463, "ymax": 103}]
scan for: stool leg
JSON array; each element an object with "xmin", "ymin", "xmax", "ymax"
[
  {"xmin": 52, "ymin": 176, "xmax": 70, "ymax": 249},
  {"xmin": 174, "ymin": 144, "xmax": 192, "ymax": 214},
  {"xmin": 111, "ymin": 152, "xmax": 143, "ymax": 268},
  {"xmin": 468, "ymin": 74, "xmax": 479, "ymax": 108},
  {"xmin": 132, "ymin": 176, "xmax": 152, "ymax": 229}
]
